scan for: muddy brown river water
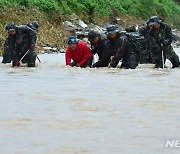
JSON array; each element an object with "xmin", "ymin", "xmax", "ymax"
[{"xmin": 0, "ymin": 48, "xmax": 180, "ymax": 154}]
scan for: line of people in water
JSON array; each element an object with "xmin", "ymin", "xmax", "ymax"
[{"xmin": 2, "ymin": 16, "xmax": 180, "ymax": 69}]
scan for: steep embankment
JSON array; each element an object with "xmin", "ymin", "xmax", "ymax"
[{"xmin": 0, "ymin": 0, "xmax": 179, "ymax": 55}]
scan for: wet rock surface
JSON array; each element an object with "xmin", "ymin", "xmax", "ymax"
[
  {"xmin": 37, "ymin": 16, "xmax": 180, "ymax": 53},
  {"xmin": 172, "ymin": 29, "xmax": 180, "ymax": 47}
]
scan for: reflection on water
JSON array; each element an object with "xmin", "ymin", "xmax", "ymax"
[{"xmin": 0, "ymin": 49, "xmax": 180, "ymax": 154}]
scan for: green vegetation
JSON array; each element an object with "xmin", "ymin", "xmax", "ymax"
[
  {"xmin": 0, "ymin": 0, "xmax": 179, "ymax": 54},
  {"xmin": 0, "ymin": 0, "xmax": 179, "ymax": 24}
]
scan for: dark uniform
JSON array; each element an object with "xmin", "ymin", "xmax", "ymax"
[
  {"xmin": 88, "ymin": 31, "xmax": 111, "ymax": 67},
  {"xmin": 147, "ymin": 16, "xmax": 179, "ymax": 68},
  {"xmin": 2, "ymin": 21, "xmax": 39, "ymax": 66},
  {"xmin": 107, "ymin": 25, "xmax": 139, "ymax": 69},
  {"xmin": 138, "ymin": 26, "xmax": 152, "ymax": 63},
  {"xmin": 2, "ymin": 39, "xmax": 12, "ymax": 63}
]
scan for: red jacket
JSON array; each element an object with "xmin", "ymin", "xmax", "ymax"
[{"xmin": 65, "ymin": 41, "xmax": 93, "ymax": 67}]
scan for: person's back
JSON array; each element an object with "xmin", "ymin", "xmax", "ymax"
[
  {"xmin": 138, "ymin": 25, "xmax": 153, "ymax": 63},
  {"xmin": 119, "ymin": 34, "xmax": 139, "ymax": 69},
  {"xmin": 107, "ymin": 25, "xmax": 139, "ymax": 69},
  {"xmin": 11, "ymin": 25, "xmax": 36, "ymax": 52}
]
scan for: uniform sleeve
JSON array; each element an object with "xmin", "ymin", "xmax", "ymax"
[
  {"xmin": 28, "ymin": 27, "xmax": 37, "ymax": 46},
  {"xmin": 164, "ymin": 25, "xmax": 173, "ymax": 46},
  {"xmin": 65, "ymin": 48, "xmax": 72, "ymax": 65},
  {"xmin": 7, "ymin": 36, "xmax": 15, "ymax": 55},
  {"xmin": 78, "ymin": 43, "xmax": 92, "ymax": 67},
  {"xmin": 100, "ymin": 40, "xmax": 110, "ymax": 62},
  {"xmin": 115, "ymin": 37, "xmax": 125, "ymax": 60}
]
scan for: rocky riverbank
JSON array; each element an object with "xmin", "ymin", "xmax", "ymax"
[{"xmin": 37, "ymin": 15, "xmax": 180, "ymax": 54}]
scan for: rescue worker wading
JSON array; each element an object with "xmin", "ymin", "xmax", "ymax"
[
  {"xmin": 88, "ymin": 30, "xmax": 111, "ymax": 67},
  {"xmin": 147, "ymin": 16, "xmax": 180, "ymax": 68},
  {"xmin": 4, "ymin": 22, "xmax": 37, "ymax": 67},
  {"xmin": 65, "ymin": 36, "xmax": 93, "ymax": 68},
  {"xmin": 107, "ymin": 25, "xmax": 139, "ymax": 69}
]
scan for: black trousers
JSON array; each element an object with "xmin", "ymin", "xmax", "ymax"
[{"xmin": 12, "ymin": 50, "xmax": 36, "ymax": 67}]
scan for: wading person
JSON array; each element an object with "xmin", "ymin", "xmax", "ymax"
[
  {"xmin": 107, "ymin": 25, "xmax": 139, "ymax": 69},
  {"xmin": 2, "ymin": 21, "xmax": 39, "ymax": 64},
  {"xmin": 65, "ymin": 36, "xmax": 93, "ymax": 67},
  {"xmin": 4, "ymin": 22, "xmax": 37, "ymax": 67},
  {"xmin": 125, "ymin": 25, "xmax": 147, "ymax": 64},
  {"xmin": 88, "ymin": 30, "xmax": 111, "ymax": 67},
  {"xmin": 146, "ymin": 16, "xmax": 179, "ymax": 68}
]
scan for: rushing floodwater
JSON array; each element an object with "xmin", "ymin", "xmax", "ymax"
[{"xmin": 0, "ymin": 48, "xmax": 180, "ymax": 154}]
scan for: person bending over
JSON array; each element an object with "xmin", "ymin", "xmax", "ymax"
[{"xmin": 65, "ymin": 36, "xmax": 93, "ymax": 68}]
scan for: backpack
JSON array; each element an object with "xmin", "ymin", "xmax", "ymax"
[{"xmin": 125, "ymin": 32, "xmax": 146, "ymax": 52}]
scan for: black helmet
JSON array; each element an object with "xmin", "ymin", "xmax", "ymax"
[
  {"xmin": 106, "ymin": 24, "xmax": 121, "ymax": 35},
  {"xmin": 67, "ymin": 36, "xmax": 77, "ymax": 44},
  {"xmin": 5, "ymin": 22, "xmax": 17, "ymax": 32},
  {"xmin": 88, "ymin": 30, "xmax": 100, "ymax": 42},
  {"xmin": 147, "ymin": 16, "xmax": 162, "ymax": 26},
  {"xmin": 27, "ymin": 21, "xmax": 39, "ymax": 30}
]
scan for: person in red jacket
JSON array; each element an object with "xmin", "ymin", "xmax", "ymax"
[{"xmin": 65, "ymin": 36, "xmax": 93, "ymax": 67}]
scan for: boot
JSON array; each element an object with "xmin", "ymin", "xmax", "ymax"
[
  {"xmin": 27, "ymin": 51, "xmax": 36, "ymax": 67},
  {"xmin": 170, "ymin": 54, "xmax": 180, "ymax": 68},
  {"xmin": 2, "ymin": 55, "xmax": 11, "ymax": 63},
  {"xmin": 12, "ymin": 61, "xmax": 20, "ymax": 67},
  {"xmin": 28, "ymin": 63, "xmax": 35, "ymax": 67}
]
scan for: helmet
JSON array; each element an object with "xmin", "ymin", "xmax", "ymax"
[
  {"xmin": 27, "ymin": 21, "xmax": 39, "ymax": 30},
  {"xmin": 106, "ymin": 24, "xmax": 121, "ymax": 35},
  {"xmin": 67, "ymin": 36, "xmax": 77, "ymax": 44},
  {"xmin": 146, "ymin": 16, "xmax": 162, "ymax": 26},
  {"xmin": 5, "ymin": 22, "xmax": 17, "ymax": 32},
  {"xmin": 88, "ymin": 30, "xmax": 100, "ymax": 42}
]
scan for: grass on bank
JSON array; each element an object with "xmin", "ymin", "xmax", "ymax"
[{"xmin": 0, "ymin": 0, "xmax": 179, "ymax": 26}]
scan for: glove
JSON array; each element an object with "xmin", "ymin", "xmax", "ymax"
[
  {"xmin": 13, "ymin": 61, "xmax": 20, "ymax": 67},
  {"xmin": 70, "ymin": 61, "xmax": 79, "ymax": 67},
  {"xmin": 29, "ymin": 45, "xmax": 35, "ymax": 50},
  {"xmin": 15, "ymin": 62, "xmax": 20, "ymax": 66}
]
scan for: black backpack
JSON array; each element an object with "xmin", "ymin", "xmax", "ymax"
[{"xmin": 125, "ymin": 32, "xmax": 146, "ymax": 52}]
